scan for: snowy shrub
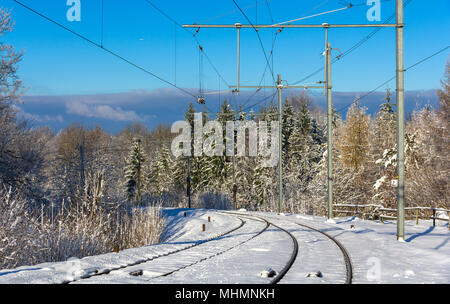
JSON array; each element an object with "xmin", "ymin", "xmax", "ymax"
[
  {"xmin": 119, "ymin": 206, "xmax": 166, "ymax": 249},
  {"xmin": 0, "ymin": 187, "xmax": 42, "ymax": 268},
  {"xmin": 194, "ymin": 191, "xmax": 232, "ymax": 210},
  {"xmin": 0, "ymin": 186, "xmax": 165, "ymax": 269}
]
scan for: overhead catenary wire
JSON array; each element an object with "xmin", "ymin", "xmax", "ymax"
[
  {"xmin": 100, "ymin": 0, "xmax": 105, "ymax": 48},
  {"xmin": 12, "ymin": 0, "xmax": 198, "ymax": 99},
  {"xmin": 143, "ymin": 0, "xmax": 231, "ymax": 89},
  {"xmin": 231, "ymin": 0, "xmax": 279, "ymax": 111},
  {"xmin": 338, "ymin": 0, "xmax": 392, "ymax": 7},
  {"xmin": 259, "ymin": 4, "xmax": 352, "ymax": 29},
  {"xmin": 291, "ymin": 0, "xmax": 413, "ymax": 85},
  {"xmin": 240, "ymin": 0, "xmax": 332, "ymax": 110},
  {"xmin": 242, "ymin": 91, "xmax": 277, "ymax": 112},
  {"xmin": 195, "ymin": 0, "xmax": 273, "ymax": 24},
  {"xmin": 336, "ymin": 45, "xmax": 450, "ymax": 112},
  {"xmin": 232, "ymin": 0, "xmax": 276, "ymax": 84}
]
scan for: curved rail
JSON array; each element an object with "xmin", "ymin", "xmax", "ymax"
[
  {"xmin": 260, "ymin": 212, "xmax": 353, "ymax": 284},
  {"xmin": 295, "ymin": 221, "xmax": 353, "ymax": 284},
  {"xmin": 221, "ymin": 211, "xmax": 299, "ymax": 284},
  {"xmin": 64, "ymin": 212, "xmax": 246, "ymax": 284},
  {"xmin": 146, "ymin": 213, "xmax": 270, "ymax": 281}
]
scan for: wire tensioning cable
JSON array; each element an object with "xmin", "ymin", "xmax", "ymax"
[
  {"xmin": 13, "ymin": 0, "xmax": 198, "ymax": 99},
  {"xmin": 260, "ymin": 4, "xmax": 352, "ymax": 28}
]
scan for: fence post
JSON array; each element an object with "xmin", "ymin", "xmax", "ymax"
[
  {"xmin": 202, "ymin": 224, "xmax": 206, "ymax": 232},
  {"xmin": 415, "ymin": 208, "xmax": 419, "ymax": 225},
  {"xmin": 432, "ymin": 209, "xmax": 436, "ymax": 227}
]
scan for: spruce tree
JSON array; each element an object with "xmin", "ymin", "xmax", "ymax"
[
  {"xmin": 202, "ymin": 100, "xmax": 234, "ymax": 192},
  {"xmin": 173, "ymin": 101, "xmax": 207, "ymax": 194},
  {"xmin": 252, "ymin": 157, "xmax": 273, "ymax": 209},
  {"xmin": 148, "ymin": 145, "xmax": 173, "ymax": 195},
  {"xmin": 282, "ymin": 99, "xmax": 295, "ymax": 166},
  {"xmin": 124, "ymin": 139, "xmax": 145, "ymax": 206}
]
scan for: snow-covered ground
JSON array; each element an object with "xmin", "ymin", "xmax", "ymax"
[
  {"xmin": 260, "ymin": 212, "xmax": 450, "ymax": 284},
  {"xmin": 0, "ymin": 208, "xmax": 448, "ymax": 284}
]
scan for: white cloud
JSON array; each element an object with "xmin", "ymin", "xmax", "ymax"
[
  {"xmin": 66, "ymin": 102, "xmax": 145, "ymax": 122},
  {"xmin": 12, "ymin": 105, "xmax": 64, "ymax": 123}
]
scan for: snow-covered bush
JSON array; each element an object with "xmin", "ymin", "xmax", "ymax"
[
  {"xmin": 0, "ymin": 186, "xmax": 165, "ymax": 269},
  {"xmin": 0, "ymin": 187, "xmax": 42, "ymax": 268},
  {"xmin": 194, "ymin": 191, "xmax": 232, "ymax": 210}
]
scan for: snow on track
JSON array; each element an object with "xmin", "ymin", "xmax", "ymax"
[
  {"xmin": 0, "ymin": 209, "xmax": 243, "ymax": 284},
  {"xmin": 265, "ymin": 217, "xmax": 348, "ymax": 284},
  {"xmin": 0, "ymin": 209, "xmax": 448, "ymax": 284},
  {"xmin": 256, "ymin": 212, "xmax": 450, "ymax": 284},
  {"xmin": 146, "ymin": 214, "xmax": 295, "ymax": 284},
  {"xmin": 73, "ymin": 213, "xmax": 269, "ymax": 284}
]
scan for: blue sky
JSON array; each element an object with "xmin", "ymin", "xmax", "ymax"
[{"xmin": 2, "ymin": 0, "xmax": 449, "ymax": 131}]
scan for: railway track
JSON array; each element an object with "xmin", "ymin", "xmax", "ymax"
[
  {"xmin": 66, "ymin": 211, "xmax": 351, "ymax": 284},
  {"xmin": 220, "ymin": 211, "xmax": 299, "ymax": 284},
  {"xmin": 254, "ymin": 212, "xmax": 353, "ymax": 284},
  {"xmin": 294, "ymin": 221, "xmax": 353, "ymax": 284},
  {"xmin": 142, "ymin": 213, "xmax": 271, "ymax": 282},
  {"xmin": 68, "ymin": 212, "xmax": 273, "ymax": 284},
  {"xmin": 64, "ymin": 212, "xmax": 247, "ymax": 284}
]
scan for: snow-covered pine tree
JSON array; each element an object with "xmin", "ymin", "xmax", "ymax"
[
  {"xmin": 372, "ymin": 88, "xmax": 396, "ymax": 154},
  {"xmin": 283, "ymin": 97, "xmax": 324, "ymax": 213},
  {"xmin": 282, "ymin": 99, "xmax": 295, "ymax": 166},
  {"xmin": 250, "ymin": 101, "xmax": 278, "ymax": 210},
  {"xmin": 252, "ymin": 156, "xmax": 274, "ymax": 210},
  {"xmin": 201, "ymin": 100, "xmax": 234, "ymax": 193},
  {"xmin": 148, "ymin": 144, "xmax": 173, "ymax": 195},
  {"xmin": 373, "ymin": 132, "xmax": 419, "ymax": 208},
  {"xmin": 234, "ymin": 106, "xmax": 258, "ymax": 208},
  {"xmin": 124, "ymin": 139, "xmax": 145, "ymax": 206},
  {"xmin": 172, "ymin": 101, "xmax": 195, "ymax": 190},
  {"xmin": 368, "ymin": 88, "xmax": 397, "ymax": 204},
  {"xmin": 172, "ymin": 102, "xmax": 208, "ymax": 195}
]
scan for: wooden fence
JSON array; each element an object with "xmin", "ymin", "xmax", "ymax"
[{"xmin": 333, "ymin": 204, "xmax": 450, "ymax": 229}]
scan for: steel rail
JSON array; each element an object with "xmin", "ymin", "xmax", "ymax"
[{"xmin": 63, "ymin": 212, "xmax": 246, "ymax": 284}]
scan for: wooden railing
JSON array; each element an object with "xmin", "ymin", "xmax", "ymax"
[{"xmin": 333, "ymin": 204, "xmax": 450, "ymax": 228}]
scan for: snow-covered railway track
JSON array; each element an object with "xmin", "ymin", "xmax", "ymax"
[
  {"xmin": 71, "ymin": 213, "xmax": 270, "ymax": 284},
  {"xmin": 139, "ymin": 214, "xmax": 271, "ymax": 283},
  {"xmin": 61, "ymin": 212, "xmax": 248, "ymax": 284},
  {"xmin": 219, "ymin": 212, "xmax": 299, "ymax": 284},
  {"xmin": 253, "ymin": 213, "xmax": 353, "ymax": 284},
  {"xmin": 294, "ymin": 221, "xmax": 353, "ymax": 284}
]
